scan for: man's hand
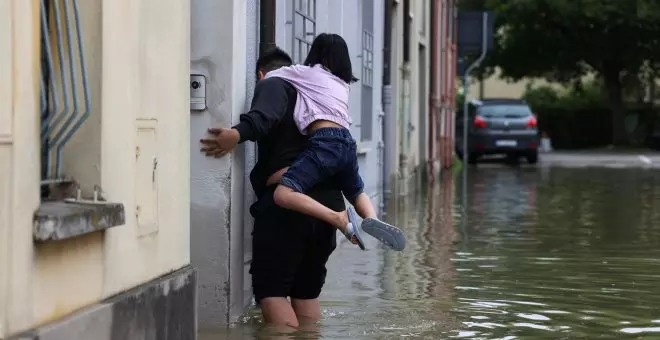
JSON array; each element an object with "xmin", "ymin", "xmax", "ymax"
[{"xmin": 200, "ymin": 127, "xmax": 240, "ymax": 158}]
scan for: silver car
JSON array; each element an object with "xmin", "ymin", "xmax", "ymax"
[{"xmin": 455, "ymin": 98, "xmax": 540, "ymax": 164}]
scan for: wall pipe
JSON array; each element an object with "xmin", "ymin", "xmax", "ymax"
[
  {"xmin": 437, "ymin": 0, "xmax": 445, "ymax": 167},
  {"xmin": 444, "ymin": 0, "xmax": 452, "ymax": 168},
  {"xmin": 382, "ymin": 0, "xmax": 394, "ymax": 198},
  {"xmin": 428, "ymin": 0, "xmax": 439, "ymax": 175},
  {"xmin": 259, "ymin": 0, "xmax": 276, "ymax": 54},
  {"xmin": 449, "ymin": 0, "xmax": 458, "ymax": 166}
]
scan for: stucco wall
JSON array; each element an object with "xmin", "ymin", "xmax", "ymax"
[
  {"xmin": 0, "ymin": 0, "xmax": 12, "ymax": 336},
  {"xmin": 190, "ymin": 0, "xmax": 256, "ymax": 329},
  {"xmin": 0, "ymin": 0, "xmax": 191, "ymax": 337},
  {"xmin": 240, "ymin": 0, "xmax": 259, "ymax": 319},
  {"xmin": 58, "ymin": 0, "xmax": 103, "ymax": 195}
]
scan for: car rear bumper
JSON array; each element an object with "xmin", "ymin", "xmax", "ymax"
[{"xmin": 469, "ymin": 132, "xmax": 540, "ymax": 154}]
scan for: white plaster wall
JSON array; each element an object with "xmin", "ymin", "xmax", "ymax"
[
  {"xmin": 275, "ymin": 0, "xmax": 288, "ymax": 49},
  {"xmin": 359, "ymin": 0, "xmax": 386, "ymax": 198},
  {"xmin": 240, "ymin": 0, "xmax": 259, "ymax": 322},
  {"xmin": 190, "ymin": 0, "xmax": 250, "ymax": 329},
  {"xmin": 1, "ymin": 0, "xmax": 191, "ymax": 336}
]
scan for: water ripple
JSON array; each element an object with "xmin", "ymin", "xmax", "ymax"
[{"xmin": 210, "ymin": 167, "xmax": 660, "ymax": 339}]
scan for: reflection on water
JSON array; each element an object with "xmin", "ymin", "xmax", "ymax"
[{"xmin": 202, "ymin": 166, "xmax": 660, "ymax": 339}]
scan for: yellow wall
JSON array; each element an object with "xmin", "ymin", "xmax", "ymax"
[
  {"xmin": 0, "ymin": 0, "xmax": 191, "ymax": 337},
  {"xmin": 0, "ymin": 0, "xmax": 14, "ymax": 335},
  {"xmin": 467, "ymin": 68, "xmax": 567, "ymax": 100}
]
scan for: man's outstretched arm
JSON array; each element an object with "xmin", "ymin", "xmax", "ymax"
[
  {"xmin": 201, "ymin": 77, "xmax": 289, "ymax": 156},
  {"xmin": 233, "ymin": 77, "xmax": 290, "ymax": 142}
]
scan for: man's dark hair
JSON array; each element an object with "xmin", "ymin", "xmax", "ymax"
[
  {"xmin": 256, "ymin": 47, "xmax": 293, "ymax": 77},
  {"xmin": 303, "ymin": 33, "xmax": 358, "ymax": 84}
]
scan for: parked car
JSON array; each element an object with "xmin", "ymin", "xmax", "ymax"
[{"xmin": 455, "ymin": 98, "xmax": 540, "ymax": 164}]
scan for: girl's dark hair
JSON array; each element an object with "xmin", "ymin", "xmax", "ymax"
[{"xmin": 303, "ymin": 33, "xmax": 358, "ymax": 84}]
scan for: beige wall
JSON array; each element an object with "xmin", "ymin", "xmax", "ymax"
[
  {"xmin": 0, "ymin": 0, "xmax": 8, "ymax": 335},
  {"xmin": 58, "ymin": 0, "xmax": 103, "ymax": 194},
  {"xmin": 467, "ymin": 68, "xmax": 566, "ymax": 100},
  {"xmin": 0, "ymin": 0, "xmax": 191, "ymax": 337}
]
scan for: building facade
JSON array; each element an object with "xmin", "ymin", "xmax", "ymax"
[
  {"xmin": 1, "ymin": 0, "xmax": 458, "ymax": 338},
  {"xmin": 1, "ymin": 0, "xmax": 194, "ymax": 339},
  {"xmin": 190, "ymin": 0, "xmax": 457, "ymax": 330},
  {"xmin": 190, "ymin": 0, "xmax": 389, "ymax": 332},
  {"xmin": 383, "ymin": 0, "xmax": 457, "ymax": 198}
]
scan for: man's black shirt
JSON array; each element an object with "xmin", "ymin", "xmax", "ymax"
[{"xmin": 232, "ymin": 77, "xmax": 344, "ymax": 213}]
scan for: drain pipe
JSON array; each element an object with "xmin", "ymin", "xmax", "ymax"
[
  {"xmin": 428, "ymin": 0, "xmax": 439, "ymax": 175},
  {"xmin": 444, "ymin": 0, "xmax": 452, "ymax": 168},
  {"xmin": 399, "ymin": 0, "xmax": 411, "ymax": 195},
  {"xmin": 382, "ymin": 0, "xmax": 394, "ymax": 199},
  {"xmin": 259, "ymin": 0, "xmax": 276, "ymax": 54},
  {"xmin": 445, "ymin": 0, "xmax": 458, "ymax": 168},
  {"xmin": 450, "ymin": 0, "xmax": 458, "ymax": 164}
]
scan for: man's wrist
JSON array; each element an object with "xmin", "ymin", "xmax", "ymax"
[
  {"xmin": 230, "ymin": 128, "xmax": 241, "ymax": 144},
  {"xmin": 231, "ymin": 122, "xmax": 250, "ymax": 143}
]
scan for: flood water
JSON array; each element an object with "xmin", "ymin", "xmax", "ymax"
[{"xmin": 205, "ymin": 165, "xmax": 660, "ymax": 339}]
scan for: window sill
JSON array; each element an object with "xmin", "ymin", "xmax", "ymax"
[{"xmin": 33, "ymin": 200, "xmax": 125, "ymax": 242}]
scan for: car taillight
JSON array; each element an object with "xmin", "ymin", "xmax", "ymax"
[
  {"xmin": 526, "ymin": 114, "xmax": 537, "ymax": 128},
  {"xmin": 473, "ymin": 115, "xmax": 487, "ymax": 129}
]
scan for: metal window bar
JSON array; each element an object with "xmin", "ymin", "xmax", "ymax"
[
  {"xmin": 361, "ymin": 29, "xmax": 374, "ymax": 141},
  {"xmin": 292, "ymin": 0, "xmax": 316, "ymax": 63},
  {"xmin": 360, "ymin": 0, "xmax": 375, "ymax": 141},
  {"xmin": 361, "ymin": 31, "xmax": 374, "ymax": 87},
  {"xmin": 39, "ymin": 0, "xmax": 91, "ymax": 180}
]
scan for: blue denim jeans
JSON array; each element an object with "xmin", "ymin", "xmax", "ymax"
[{"xmin": 280, "ymin": 127, "xmax": 364, "ymax": 202}]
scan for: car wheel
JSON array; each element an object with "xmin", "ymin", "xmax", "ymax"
[
  {"xmin": 505, "ymin": 153, "xmax": 519, "ymax": 163},
  {"xmin": 467, "ymin": 153, "xmax": 479, "ymax": 164},
  {"xmin": 526, "ymin": 151, "xmax": 539, "ymax": 164}
]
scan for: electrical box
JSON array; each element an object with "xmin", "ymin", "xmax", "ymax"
[
  {"xmin": 135, "ymin": 119, "xmax": 159, "ymax": 236},
  {"xmin": 190, "ymin": 74, "xmax": 206, "ymax": 111}
]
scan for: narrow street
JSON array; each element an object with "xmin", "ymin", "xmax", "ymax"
[{"xmin": 212, "ymin": 152, "xmax": 660, "ymax": 339}]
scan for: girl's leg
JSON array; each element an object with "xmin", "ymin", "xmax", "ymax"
[
  {"xmin": 352, "ymin": 192, "xmax": 378, "ymax": 219},
  {"xmin": 274, "ymin": 185, "xmax": 348, "ymax": 232}
]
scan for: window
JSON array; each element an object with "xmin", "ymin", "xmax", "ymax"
[
  {"xmin": 35, "ymin": 0, "xmax": 125, "ymax": 242},
  {"xmin": 292, "ymin": 0, "xmax": 317, "ymax": 63},
  {"xmin": 40, "ymin": 0, "xmax": 92, "ymax": 183},
  {"xmin": 478, "ymin": 104, "xmax": 532, "ymax": 118},
  {"xmin": 361, "ymin": 31, "xmax": 374, "ymax": 87},
  {"xmin": 361, "ymin": 0, "xmax": 375, "ymax": 141}
]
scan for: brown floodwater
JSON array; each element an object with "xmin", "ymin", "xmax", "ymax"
[{"xmin": 202, "ymin": 165, "xmax": 660, "ymax": 339}]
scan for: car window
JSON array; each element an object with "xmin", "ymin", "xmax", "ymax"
[{"xmin": 478, "ymin": 104, "xmax": 532, "ymax": 117}]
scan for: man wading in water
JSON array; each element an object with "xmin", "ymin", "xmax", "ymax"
[{"xmin": 201, "ymin": 36, "xmax": 405, "ymax": 327}]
